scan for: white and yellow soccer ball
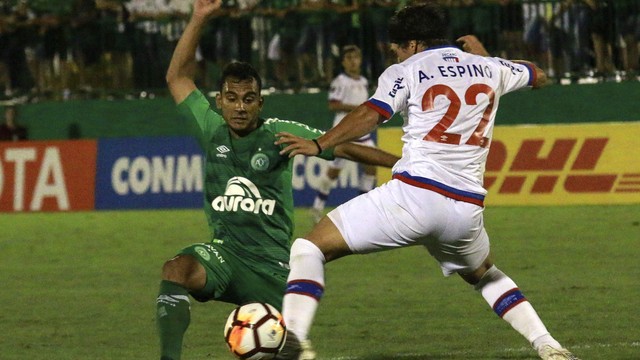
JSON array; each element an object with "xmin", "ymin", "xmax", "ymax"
[{"xmin": 224, "ymin": 302, "xmax": 287, "ymax": 360}]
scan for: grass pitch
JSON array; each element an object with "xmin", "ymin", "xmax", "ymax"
[{"xmin": 1, "ymin": 205, "xmax": 639, "ymax": 359}]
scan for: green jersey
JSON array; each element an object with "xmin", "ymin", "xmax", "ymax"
[{"xmin": 178, "ymin": 90, "xmax": 335, "ymax": 265}]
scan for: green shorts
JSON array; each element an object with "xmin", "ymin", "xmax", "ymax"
[{"xmin": 178, "ymin": 242, "xmax": 289, "ymax": 309}]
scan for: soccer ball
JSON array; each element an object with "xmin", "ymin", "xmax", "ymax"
[{"xmin": 224, "ymin": 302, "xmax": 287, "ymax": 360}]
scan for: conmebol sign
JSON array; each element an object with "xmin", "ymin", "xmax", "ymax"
[{"xmin": 95, "ymin": 137, "xmax": 204, "ymax": 209}]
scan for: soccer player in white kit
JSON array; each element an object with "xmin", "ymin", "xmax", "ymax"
[
  {"xmin": 311, "ymin": 45, "xmax": 378, "ymax": 223},
  {"xmin": 274, "ymin": 3, "xmax": 580, "ymax": 360}
]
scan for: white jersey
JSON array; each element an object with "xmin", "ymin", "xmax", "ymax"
[
  {"xmin": 329, "ymin": 73, "xmax": 371, "ymax": 141},
  {"xmin": 366, "ymin": 45, "xmax": 535, "ymax": 206}
]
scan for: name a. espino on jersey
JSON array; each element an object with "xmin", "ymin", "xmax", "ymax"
[{"xmin": 418, "ymin": 64, "xmax": 494, "ymax": 83}]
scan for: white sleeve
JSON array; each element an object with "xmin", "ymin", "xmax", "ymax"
[
  {"xmin": 489, "ymin": 57, "xmax": 535, "ymax": 95},
  {"xmin": 366, "ymin": 64, "xmax": 409, "ymax": 120}
]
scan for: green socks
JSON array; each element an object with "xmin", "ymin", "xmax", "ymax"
[{"xmin": 157, "ymin": 280, "xmax": 191, "ymax": 360}]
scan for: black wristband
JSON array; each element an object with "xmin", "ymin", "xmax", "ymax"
[{"xmin": 312, "ymin": 138, "xmax": 323, "ymax": 155}]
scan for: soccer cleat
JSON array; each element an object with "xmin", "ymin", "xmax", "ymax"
[
  {"xmin": 538, "ymin": 345, "xmax": 581, "ymax": 360},
  {"xmin": 299, "ymin": 339, "xmax": 316, "ymax": 360},
  {"xmin": 274, "ymin": 331, "xmax": 301, "ymax": 360},
  {"xmin": 275, "ymin": 332, "xmax": 316, "ymax": 360}
]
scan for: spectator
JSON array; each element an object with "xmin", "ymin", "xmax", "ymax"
[
  {"xmin": 0, "ymin": 104, "xmax": 28, "ymax": 141},
  {"xmin": 497, "ymin": 0, "xmax": 525, "ymax": 60},
  {"xmin": 0, "ymin": 0, "xmax": 36, "ymax": 97},
  {"xmin": 361, "ymin": 0, "xmax": 397, "ymax": 81},
  {"xmin": 295, "ymin": 0, "xmax": 334, "ymax": 88},
  {"xmin": 310, "ymin": 45, "xmax": 377, "ymax": 223},
  {"xmin": 96, "ymin": 0, "xmax": 134, "ymax": 91},
  {"xmin": 522, "ymin": 0, "xmax": 552, "ymax": 74},
  {"xmin": 31, "ymin": 6, "xmax": 71, "ymax": 99},
  {"xmin": 584, "ymin": 0, "xmax": 616, "ymax": 80},
  {"xmin": 615, "ymin": 0, "xmax": 639, "ymax": 80},
  {"xmin": 126, "ymin": 0, "xmax": 172, "ymax": 92},
  {"xmin": 70, "ymin": 0, "xmax": 101, "ymax": 92},
  {"xmin": 264, "ymin": 0, "xmax": 298, "ymax": 90}
]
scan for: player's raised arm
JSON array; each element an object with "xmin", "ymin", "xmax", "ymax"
[
  {"xmin": 457, "ymin": 35, "xmax": 490, "ymax": 57},
  {"xmin": 166, "ymin": 0, "xmax": 222, "ymax": 104},
  {"xmin": 457, "ymin": 34, "xmax": 551, "ymax": 89}
]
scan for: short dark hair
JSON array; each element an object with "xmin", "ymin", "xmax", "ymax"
[
  {"xmin": 388, "ymin": 2, "xmax": 448, "ymax": 47},
  {"xmin": 218, "ymin": 61, "xmax": 262, "ymax": 93}
]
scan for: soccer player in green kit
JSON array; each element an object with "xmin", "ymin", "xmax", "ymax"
[{"xmin": 156, "ymin": 1, "xmax": 400, "ymax": 359}]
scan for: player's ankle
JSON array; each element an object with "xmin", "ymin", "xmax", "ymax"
[{"xmin": 532, "ymin": 334, "xmax": 561, "ymax": 351}]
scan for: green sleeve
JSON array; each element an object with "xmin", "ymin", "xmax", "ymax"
[
  {"xmin": 176, "ymin": 90, "xmax": 224, "ymax": 148},
  {"xmin": 270, "ymin": 118, "xmax": 336, "ymax": 160}
]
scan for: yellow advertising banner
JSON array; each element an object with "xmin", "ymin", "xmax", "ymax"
[{"xmin": 377, "ymin": 122, "xmax": 640, "ymax": 206}]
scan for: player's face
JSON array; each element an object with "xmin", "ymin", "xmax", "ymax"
[
  {"xmin": 390, "ymin": 42, "xmax": 414, "ymax": 63},
  {"xmin": 342, "ymin": 51, "xmax": 362, "ymax": 76},
  {"xmin": 216, "ymin": 77, "xmax": 264, "ymax": 138}
]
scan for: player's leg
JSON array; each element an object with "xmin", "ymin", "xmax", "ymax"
[
  {"xmin": 156, "ymin": 243, "xmax": 232, "ymax": 360},
  {"xmin": 453, "ymin": 230, "xmax": 579, "ymax": 359},
  {"xmin": 283, "ymin": 180, "xmax": 428, "ymax": 359},
  {"xmin": 157, "ymin": 254, "xmax": 204, "ymax": 360},
  {"xmin": 281, "ymin": 215, "xmax": 351, "ymax": 344},
  {"xmin": 311, "ymin": 160, "xmax": 342, "ymax": 223}
]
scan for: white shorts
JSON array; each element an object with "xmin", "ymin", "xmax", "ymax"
[{"xmin": 328, "ymin": 179, "xmax": 490, "ymax": 276}]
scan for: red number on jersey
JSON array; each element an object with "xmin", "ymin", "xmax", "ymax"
[{"xmin": 421, "ymin": 83, "xmax": 495, "ymax": 148}]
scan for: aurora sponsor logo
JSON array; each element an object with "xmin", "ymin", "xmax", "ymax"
[{"xmin": 211, "ymin": 176, "xmax": 276, "ymax": 215}]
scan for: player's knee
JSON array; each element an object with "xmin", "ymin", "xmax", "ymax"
[
  {"xmin": 161, "ymin": 255, "xmax": 205, "ymax": 289},
  {"xmin": 459, "ymin": 258, "xmax": 494, "ymax": 285}
]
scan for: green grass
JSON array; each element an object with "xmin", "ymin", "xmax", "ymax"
[{"xmin": 1, "ymin": 205, "xmax": 639, "ymax": 359}]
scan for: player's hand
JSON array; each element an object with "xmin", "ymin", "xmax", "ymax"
[
  {"xmin": 193, "ymin": 0, "xmax": 223, "ymax": 20},
  {"xmin": 457, "ymin": 35, "xmax": 490, "ymax": 57},
  {"xmin": 275, "ymin": 132, "xmax": 319, "ymax": 158}
]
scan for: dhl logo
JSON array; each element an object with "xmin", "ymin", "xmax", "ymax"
[
  {"xmin": 378, "ymin": 122, "xmax": 640, "ymax": 205},
  {"xmin": 485, "ymin": 137, "xmax": 640, "ymax": 194}
]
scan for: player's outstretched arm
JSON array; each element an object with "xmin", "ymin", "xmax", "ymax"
[
  {"xmin": 275, "ymin": 132, "xmax": 399, "ymax": 167},
  {"xmin": 276, "ymin": 104, "xmax": 382, "ymax": 157},
  {"xmin": 457, "ymin": 34, "xmax": 551, "ymax": 89},
  {"xmin": 333, "ymin": 142, "xmax": 399, "ymax": 168},
  {"xmin": 166, "ymin": 0, "xmax": 222, "ymax": 104}
]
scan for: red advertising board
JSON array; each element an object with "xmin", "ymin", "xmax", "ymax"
[{"xmin": 0, "ymin": 140, "xmax": 97, "ymax": 212}]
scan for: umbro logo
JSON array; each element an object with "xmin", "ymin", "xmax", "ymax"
[{"xmin": 216, "ymin": 145, "xmax": 230, "ymax": 158}]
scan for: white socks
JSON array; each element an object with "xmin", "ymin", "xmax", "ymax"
[
  {"xmin": 282, "ymin": 238, "xmax": 326, "ymax": 341},
  {"xmin": 475, "ymin": 266, "xmax": 561, "ymax": 350}
]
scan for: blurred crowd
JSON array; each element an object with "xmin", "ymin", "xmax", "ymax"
[{"xmin": 0, "ymin": 0, "xmax": 639, "ymax": 102}]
